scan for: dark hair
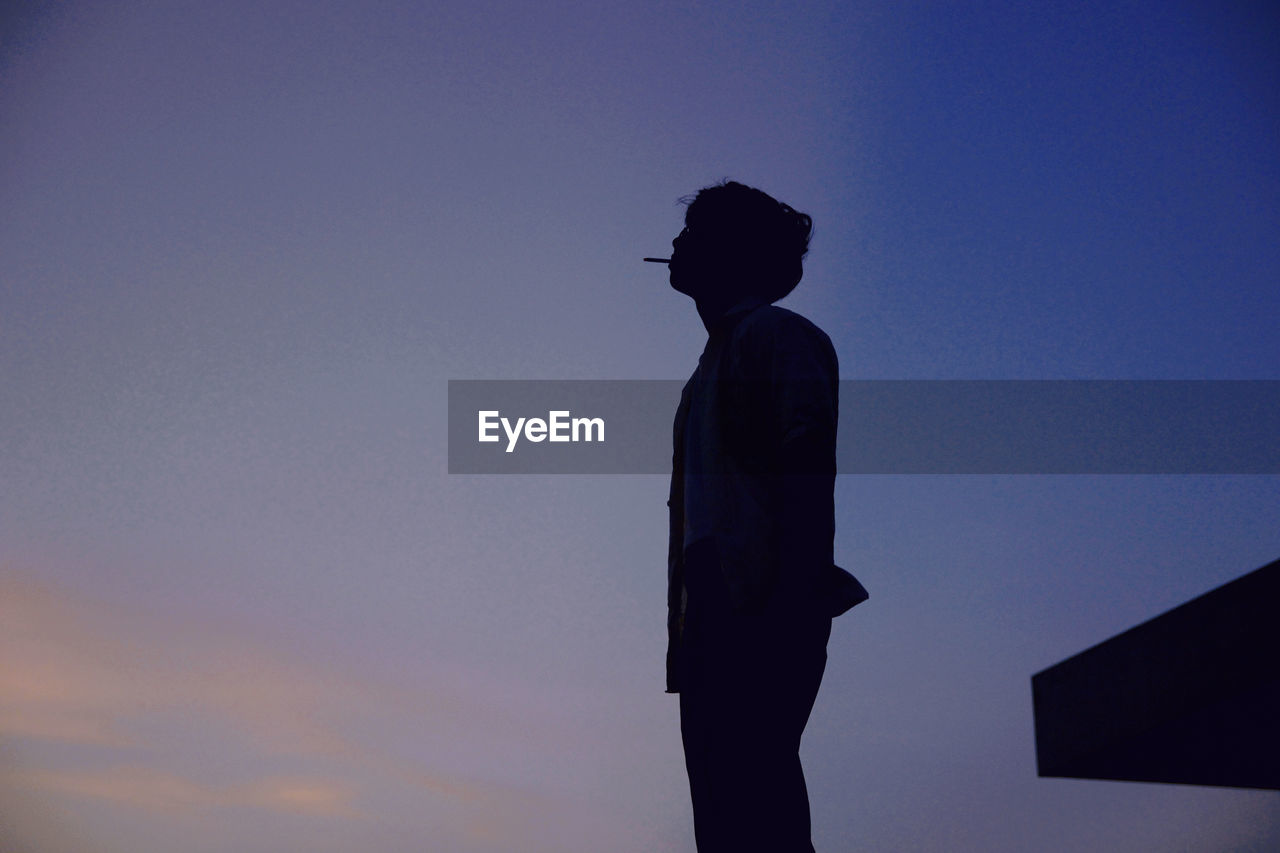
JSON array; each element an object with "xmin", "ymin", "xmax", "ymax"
[{"xmin": 682, "ymin": 180, "xmax": 813, "ymax": 302}]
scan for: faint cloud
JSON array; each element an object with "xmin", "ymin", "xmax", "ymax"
[
  {"xmin": 0, "ymin": 567, "xmax": 597, "ymax": 849},
  {"xmin": 0, "ymin": 572, "xmax": 373, "ymax": 760},
  {"xmin": 17, "ymin": 765, "xmax": 360, "ymax": 818}
]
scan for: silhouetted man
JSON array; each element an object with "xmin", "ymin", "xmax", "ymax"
[{"xmin": 664, "ymin": 181, "xmax": 867, "ymax": 852}]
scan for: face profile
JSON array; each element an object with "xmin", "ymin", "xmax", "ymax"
[{"xmin": 668, "ymin": 225, "xmax": 722, "ymax": 303}]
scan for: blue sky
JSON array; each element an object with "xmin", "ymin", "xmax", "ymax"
[{"xmin": 2, "ymin": 1, "xmax": 1278, "ymax": 850}]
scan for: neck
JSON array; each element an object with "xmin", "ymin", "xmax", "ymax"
[
  {"xmin": 694, "ymin": 292, "xmax": 767, "ymax": 334},
  {"xmin": 694, "ymin": 296, "xmax": 733, "ymax": 333}
]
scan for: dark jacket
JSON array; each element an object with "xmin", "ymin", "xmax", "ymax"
[{"xmin": 666, "ymin": 300, "xmax": 867, "ymax": 693}]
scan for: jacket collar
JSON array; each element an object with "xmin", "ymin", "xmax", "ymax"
[{"xmin": 700, "ymin": 295, "xmax": 771, "ymax": 336}]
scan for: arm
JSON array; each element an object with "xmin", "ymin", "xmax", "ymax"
[{"xmin": 771, "ymin": 318, "xmax": 839, "ymax": 599}]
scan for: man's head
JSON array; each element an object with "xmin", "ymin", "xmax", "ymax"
[{"xmin": 669, "ymin": 181, "xmax": 812, "ymax": 306}]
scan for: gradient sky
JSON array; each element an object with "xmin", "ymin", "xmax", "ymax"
[{"xmin": 2, "ymin": 1, "xmax": 1278, "ymax": 850}]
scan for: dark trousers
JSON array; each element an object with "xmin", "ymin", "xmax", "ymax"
[{"xmin": 679, "ymin": 541, "xmax": 831, "ymax": 853}]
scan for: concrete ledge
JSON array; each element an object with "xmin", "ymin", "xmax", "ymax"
[{"xmin": 1032, "ymin": 558, "xmax": 1280, "ymax": 789}]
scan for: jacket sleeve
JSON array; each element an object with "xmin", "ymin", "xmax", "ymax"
[{"xmin": 748, "ymin": 311, "xmax": 840, "ymax": 601}]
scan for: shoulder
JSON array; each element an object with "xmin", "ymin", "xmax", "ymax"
[
  {"xmin": 733, "ymin": 305, "xmax": 837, "ymax": 365},
  {"xmin": 737, "ymin": 304, "xmax": 830, "ymax": 342}
]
